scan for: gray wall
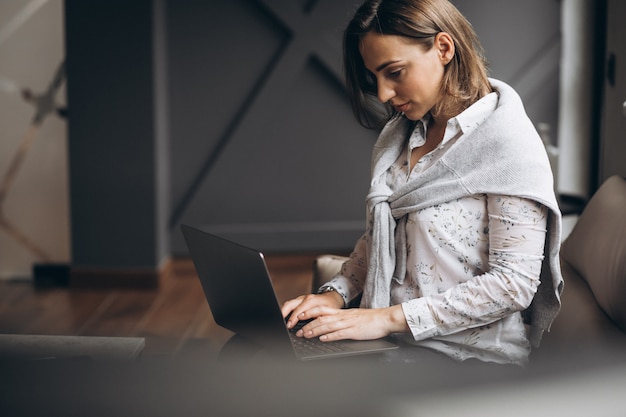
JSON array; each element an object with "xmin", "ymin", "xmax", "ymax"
[
  {"xmin": 167, "ymin": 0, "xmax": 562, "ymax": 255},
  {"xmin": 65, "ymin": 0, "xmax": 564, "ymax": 275},
  {"xmin": 167, "ymin": 0, "xmax": 376, "ymax": 253},
  {"xmin": 454, "ymin": 1, "xmax": 561, "ymax": 134}
]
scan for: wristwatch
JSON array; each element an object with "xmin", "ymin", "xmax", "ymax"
[
  {"xmin": 317, "ymin": 285, "xmax": 346, "ymax": 308},
  {"xmin": 317, "ymin": 285, "xmax": 339, "ymax": 295}
]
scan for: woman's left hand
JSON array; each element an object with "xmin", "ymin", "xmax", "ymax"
[{"xmin": 296, "ymin": 304, "xmax": 409, "ymax": 342}]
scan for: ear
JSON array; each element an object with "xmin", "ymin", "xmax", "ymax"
[{"xmin": 434, "ymin": 32, "xmax": 455, "ymax": 65}]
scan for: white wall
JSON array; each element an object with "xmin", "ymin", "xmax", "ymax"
[{"xmin": 0, "ymin": 0, "xmax": 69, "ymax": 279}]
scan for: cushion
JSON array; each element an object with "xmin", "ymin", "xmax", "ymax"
[
  {"xmin": 311, "ymin": 254, "xmax": 349, "ymax": 292},
  {"xmin": 544, "ymin": 259, "xmax": 625, "ymax": 345},
  {"xmin": 560, "ymin": 175, "xmax": 626, "ymax": 332}
]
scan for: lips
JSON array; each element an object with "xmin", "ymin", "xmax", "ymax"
[{"xmin": 393, "ymin": 102, "xmax": 410, "ymax": 113}]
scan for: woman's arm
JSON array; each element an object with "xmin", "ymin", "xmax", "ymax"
[
  {"xmin": 318, "ymin": 233, "xmax": 370, "ymax": 307},
  {"xmin": 402, "ymin": 195, "xmax": 548, "ymax": 341},
  {"xmin": 284, "ymin": 195, "xmax": 547, "ymax": 343}
]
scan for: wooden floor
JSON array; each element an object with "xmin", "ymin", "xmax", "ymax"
[{"xmin": 0, "ymin": 254, "xmax": 320, "ymax": 361}]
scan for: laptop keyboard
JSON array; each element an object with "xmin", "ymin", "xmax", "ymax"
[{"xmin": 289, "ymin": 332, "xmax": 350, "ymax": 355}]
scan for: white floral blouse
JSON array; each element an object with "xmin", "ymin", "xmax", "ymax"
[{"xmin": 325, "ymin": 93, "xmax": 548, "ymax": 365}]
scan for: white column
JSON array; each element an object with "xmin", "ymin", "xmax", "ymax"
[{"xmin": 557, "ymin": 0, "xmax": 596, "ymax": 198}]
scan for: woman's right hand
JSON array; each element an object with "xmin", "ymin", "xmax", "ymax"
[{"xmin": 281, "ymin": 291, "xmax": 344, "ymax": 330}]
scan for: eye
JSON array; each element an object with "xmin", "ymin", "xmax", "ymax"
[{"xmin": 387, "ymin": 69, "xmax": 403, "ymax": 79}]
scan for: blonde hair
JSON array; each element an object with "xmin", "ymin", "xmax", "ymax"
[{"xmin": 344, "ymin": 0, "xmax": 492, "ymax": 128}]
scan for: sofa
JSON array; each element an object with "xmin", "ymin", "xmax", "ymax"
[
  {"xmin": 542, "ymin": 175, "xmax": 626, "ymax": 353},
  {"xmin": 312, "ymin": 175, "xmax": 626, "ymax": 358}
]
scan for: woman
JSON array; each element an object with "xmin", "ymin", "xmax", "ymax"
[{"xmin": 281, "ymin": 0, "xmax": 563, "ymax": 365}]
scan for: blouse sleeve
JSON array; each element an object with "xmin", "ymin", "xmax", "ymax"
[
  {"xmin": 402, "ymin": 195, "xmax": 548, "ymax": 341},
  {"xmin": 322, "ymin": 233, "xmax": 369, "ymax": 307}
]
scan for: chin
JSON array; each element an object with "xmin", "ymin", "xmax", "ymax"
[{"xmin": 404, "ymin": 111, "xmax": 426, "ymax": 121}]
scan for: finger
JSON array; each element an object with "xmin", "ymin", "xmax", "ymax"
[
  {"xmin": 286, "ymin": 295, "xmax": 344, "ymax": 330},
  {"xmin": 284, "ymin": 294, "xmax": 322, "ymax": 322},
  {"xmin": 283, "ymin": 294, "xmax": 321, "ymax": 328},
  {"xmin": 307, "ymin": 309, "xmax": 394, "ymax": 341},
  {"xmin": 299, "ymin": 304, "xmax": 340, "ymax": 321},
  {"xmin": 280, "ymin": 296, "xmax": 305, "ymax": 320},
  {"xmin": 302, "ymin": 321, "xmax": 353, "ymax": 342},
  {"xmin": 318, "ymin": 329, "xmax": 352, "ymax": 342},
  {"xmin": 299, "ymin": 310, "xmax": 346, "ymax": 339}
]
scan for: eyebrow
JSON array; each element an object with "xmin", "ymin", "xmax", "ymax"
[{"xmin": 375, "ymin": 60, "xmax": 402, "ymax": 72}]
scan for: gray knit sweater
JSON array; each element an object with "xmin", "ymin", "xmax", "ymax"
[{"xmin": 362, "ymin": 78, "xmax": 563, "ymax": 348}]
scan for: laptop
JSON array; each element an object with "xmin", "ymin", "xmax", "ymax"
[{"xmin": 180, "ymin": 224, "xmax": 398, "ymax": 361}]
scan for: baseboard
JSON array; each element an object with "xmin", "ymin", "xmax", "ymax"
[
  {"xmin": 33, "ymin": 263, "xmax": 71, "ymax": 287},
  {"xmin": 69, "ymin": 257, "xmax": 173, "ymax": 289}
]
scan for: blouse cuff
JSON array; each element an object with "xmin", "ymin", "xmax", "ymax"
[
  {"xmin": 323, "ymin": 274, "xmax": 362, "ymax": 308},
  {"xmin": 401, "ymin": 299, "xmax": 441, "ymax": 341}
]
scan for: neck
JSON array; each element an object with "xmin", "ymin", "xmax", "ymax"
[{"xmin": 426, "ymin": 116, "xmax": 447, "ymax": 145}]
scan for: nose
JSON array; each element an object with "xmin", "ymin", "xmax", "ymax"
[{"xmin": 377, "ymin": 79, "xmax": 395, "ymax": 104}]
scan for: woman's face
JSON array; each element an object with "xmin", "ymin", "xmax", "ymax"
[{"xmin": 359, "ymin": 31, "xmax": 454, "ymax": 121}]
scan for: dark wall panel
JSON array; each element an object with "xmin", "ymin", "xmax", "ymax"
[{"xmin": 66, "ymin": 0, "xmax": 166, "ymax": 269}]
